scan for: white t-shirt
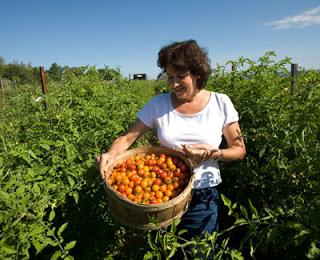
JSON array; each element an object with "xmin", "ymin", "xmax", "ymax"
[{"xmin": 137, "ymin": 91, "xmax": 239, "ymax": 189}]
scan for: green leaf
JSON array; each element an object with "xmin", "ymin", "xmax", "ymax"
[
  {"xmin": 248, "ymin": 199, "xmax": 259, "ymax": 219},
  {"xmin": 168, "ymin": 247, "xmax": 177, "ymax": 258},
  {"xmin": 230, "ymin": 249, "xmax": 244, "ymax": 260},
  {"xmin": 64, "ymin": 240, "xmax": 76, "ymax": 251},
  {"xmin": 2, "ymin": 245, "xmax": 17, "ymax": 254},
  {"xmin": 266, "ymin": 227, "xmax": 279, "ymax": 243},
  {"xmin": 143, "ymin": 251, "xmax": 157, "ymax": 260},
  {"xmin": 32, "ymin": 240, "xmax": 49, "ymax": 254},
  {"xmin": 221, "ymin": 194, "xmax": 232, "ymax": 209},
  {"xmin": 240, "ymin": 205, "xmax": 248, "ymax": 219},
  {"xmin": 65, "ymin": 143, "xmax": 76, "ymax": 162},
  {"xmin": 259, "ymin": 147, "xmax": 265, "ymax": 158},
  {"xmin": 49, "ymin": 210, "xmax": 55, "ymax": 221},
  {"xmin": 222, "ymin": 238, "xmax": 229, "ymax": 249},
  {"xmin": 28, "ymin": 150, "xmax": 38, "ymax": 160},
  {"xmin": 50, "ymin": 251, "xmax": 62, "ymax": 260},
  {"xmin": 73, "ymin": 192, "xmax": 79, "ymax": 204},
  {"xmin": 178, "ymin": 229, "xmax": 187, "ymax": 236},
  {"xmin": 306, "ymin": 241, "xmax": 320, "ymax": 259},
  {"xmin": 32, "ymin": 183, "xmax": 41, "ymax": 194},
  {"xmin": 235, "ymin": 218, "xmax": 247, "ymax": 225},
  {"xmin": 68, "ymin": 176, "xmax": 75, "ymax": 187},
  {"xmin": 40, "ymin": 143, "xmax": 51, "ymax": 151},
  {"xmin": 57, "ymin": 223, "xmax": 68, "ymax": 236},
  {"xmin": 0, "ymin": 190, "xmax": 11, "ymax": 201}
]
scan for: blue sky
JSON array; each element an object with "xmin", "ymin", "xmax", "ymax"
[{"xmin": 1, "ymin": 0, "xmax": 320, "ymax": 79}]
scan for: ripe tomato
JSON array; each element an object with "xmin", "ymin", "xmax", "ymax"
[
  {"xmin": 152, "ymin": 184, "xmax": 160, "ymax": 192},
  {"xmin": 173, "ymin": 181, "xmax": 180, "ymax": 189},
  {"xmin": 159, "ymin": 153, "xmax": 166, "ymax": 160},
  {"xmin": 143, "ymin": 192, "xmax": 150, "ymax": 200},
  {"xmin": 129, "ymin": 174, "xmax": 138, "ymax": 182},
  {"xmin": 140, "ymin": 180, "xmax": 148, "ymax": 189},
  {"xmin": 138, "ymin": 169, "xmax": 145, "ymax": 176},
  {"xmin": 121, "ymin": 176, "xmax": 130, "ymax": 186},
  {"xmin": 160, "ymin": 172, "xmax": 168, "ymax": 180},
  {"xmin": 165, "ymin": 190, "xmax": 172, "ymax": 197},
  {"xmin": 118, "ymin": 184, "xmax": 125, "ymax": 193},
  {"xmin": 128, "ymin": 194, "xmax": 135, "ymax": 201},
  {"xmin": 160, "ymin": 184, "xmax": 167, "ymax": 193},
  {"xmin": 126, "ymin": 187, "xmax": 133, "ymax": 195},
  {"xmin": 167, "ymin": 184, "xmax": 174, "ymax": 191},
  {"xmin": 156, "ymin": 198, "xmax": 163, "ymax": 204},
  {"xmin": 155, "ymin": 191, "xmax": 163, "ymax": 199},
  {"xmin": 135, "ymin": 185, "xmax": 143, "ymax": 194},
  {"xmin": 146, "ymin": 159, "xmax": 153, "ymax": 166},
  {"xmin": 115, "ymin": 172, "xmax": 122, "ymax": 183},
  {"xmin": 109, "ymin": 151, "xmax": 190, "ymax": 205},
  {"xmin": 163, "ymin": 196, "xmax": 170, "ymax": 202},
  {"xmin": 150, "ymin": 197, "xmax": 157, "ymax": 204},
  {"xmin": 134, "ymin": 178, "xmax": 141, "ymax": 187},
  {"xmin": 154, "ymin": 178, "xmax": 162, "ymax": 186}
]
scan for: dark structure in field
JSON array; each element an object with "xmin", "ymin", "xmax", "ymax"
[{"xmin": 133, "ymin": 73, "xmax": 147, "ymax": 80}]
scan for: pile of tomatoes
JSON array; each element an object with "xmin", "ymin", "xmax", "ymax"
[{"xmin": 107, "ymin": 153, "xmax": 191, "ymax": 205}]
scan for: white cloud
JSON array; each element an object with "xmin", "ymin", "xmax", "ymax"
[{"xmin": 266, "ymin": 6, "xmax": 320, "ymax": 29}]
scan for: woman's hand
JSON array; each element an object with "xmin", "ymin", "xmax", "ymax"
[
  {"xmin": 95, "ymin": 119, "xmax": 150, "ymax": 180},
  {"xmin": 181, "ymin": 144, "xmax": 221, "ymax": 165},
  {"xmin": 95, "ymin": 152, "xmax": 116, "ymax": 180}
]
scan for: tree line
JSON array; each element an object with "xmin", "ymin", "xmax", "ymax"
[{"xmin": 0, "ymin": 56, "xmax": 122, "ymax": 85}]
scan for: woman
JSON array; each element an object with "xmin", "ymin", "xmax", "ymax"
[{"xmin": 97, "ymin": 39, "xmax": 246, "ymax": 240}]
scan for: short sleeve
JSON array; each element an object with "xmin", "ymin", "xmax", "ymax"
[
  {"xmin": 137, "ymin": 97, "xmax": 155, "ymax": 128},
  {"xmin": 221, "ymin": 94, "xmax": 239, "ymax": 127}
]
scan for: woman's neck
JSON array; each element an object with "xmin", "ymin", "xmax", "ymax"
[{"xmin": 171, "ymin": 90, "xmax": 210, "ymax": 114}]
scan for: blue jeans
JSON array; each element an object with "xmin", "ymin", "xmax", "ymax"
[{"xmin": 178, "ymin": 186, "xmax": 219, "ymax": 240}]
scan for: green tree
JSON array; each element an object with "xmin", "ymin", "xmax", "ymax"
[
  {"xmin": 97, "ymin": 66, "xmax": 122, "ymax": 80},
  {"xmin": 0, "ymin": 56, "xmax": 5, "ymax": 77},
  {"xmin": 2, "ymin": 62, "xmax": 36, "ymax": 84},
  {"xmin": 47, "ymin": 62, "xmax": 63, "ymax": 81}
]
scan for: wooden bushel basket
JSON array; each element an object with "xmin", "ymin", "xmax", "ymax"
[{"xmin": 104, "ymin": 146, "xmax": 194, "ymax": 230}]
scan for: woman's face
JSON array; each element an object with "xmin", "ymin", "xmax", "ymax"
[{"xmin": 166, "ymin": 65, "xmax": 199, "ymax": 101}]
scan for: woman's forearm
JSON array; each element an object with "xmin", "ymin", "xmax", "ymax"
[
  {"xmin": 211, "ymin": 146, "xmax": 246, "ymax": 161},
  {"xmin": 107, "ymin": 135, "xmax": 136, "ymax": 158}
]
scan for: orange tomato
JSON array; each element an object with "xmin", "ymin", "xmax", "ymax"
[
  {"xmin": 109, "ymin": 152, "xmax": 190, "ymax": 205},
  {"xmin": 152, "ymin": 184, "xmax": 160, "ymax": 192}
]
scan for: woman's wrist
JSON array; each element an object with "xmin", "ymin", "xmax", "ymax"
[
  {"xmin": 218, "ymin": 149, "xmax": 224, "ymax": 161},
  {"xmin": 207, "ymin": 149, "xmax": 224, "ymax": 161}
]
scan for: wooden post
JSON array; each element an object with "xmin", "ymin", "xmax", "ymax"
[
  {"xmin": 40, "ymin": 66, "xmax": 48, "ymax": 109},
  {"xmin": 231, "ymin": 64, "xmax": 236, "ymax": 88},
  {"xmin": 290, "ymin": 63, "xmax": 298, "ymax": 94}
]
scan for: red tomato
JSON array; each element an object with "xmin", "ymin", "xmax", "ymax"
[
  {"xmin": 129, "ymin": 174, "xmax": 137, "ymax": 182},
  {"xmin": 154, "ymin": 178, "xmax": 162, "ymax": 186},
  {"xmin": 118, "ymin": 184, "xmax": 125, "ymax": 193},
  {"xmin": 146, "ymin": 159, "xmax": 153, "ymax": 166},
  {"xmin": 109, "ymin": 152, "xmax": 190, "ymax": 204},
  {"xmin": 160, "ymin": 172, "xmax": 168, "ymax": 180},
  {"xmin": 150, "ymin": 197, "xmax": 157, "ymax": 204}
]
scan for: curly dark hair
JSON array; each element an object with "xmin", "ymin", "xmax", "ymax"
[{"xmin": 157, "ymin": 39, "xmax": 212, "ymax": 89}]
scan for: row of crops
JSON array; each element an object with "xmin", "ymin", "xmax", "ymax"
[{"xmin": 1, "ymin": 52, "xmax": 319, "ymax": 259}]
